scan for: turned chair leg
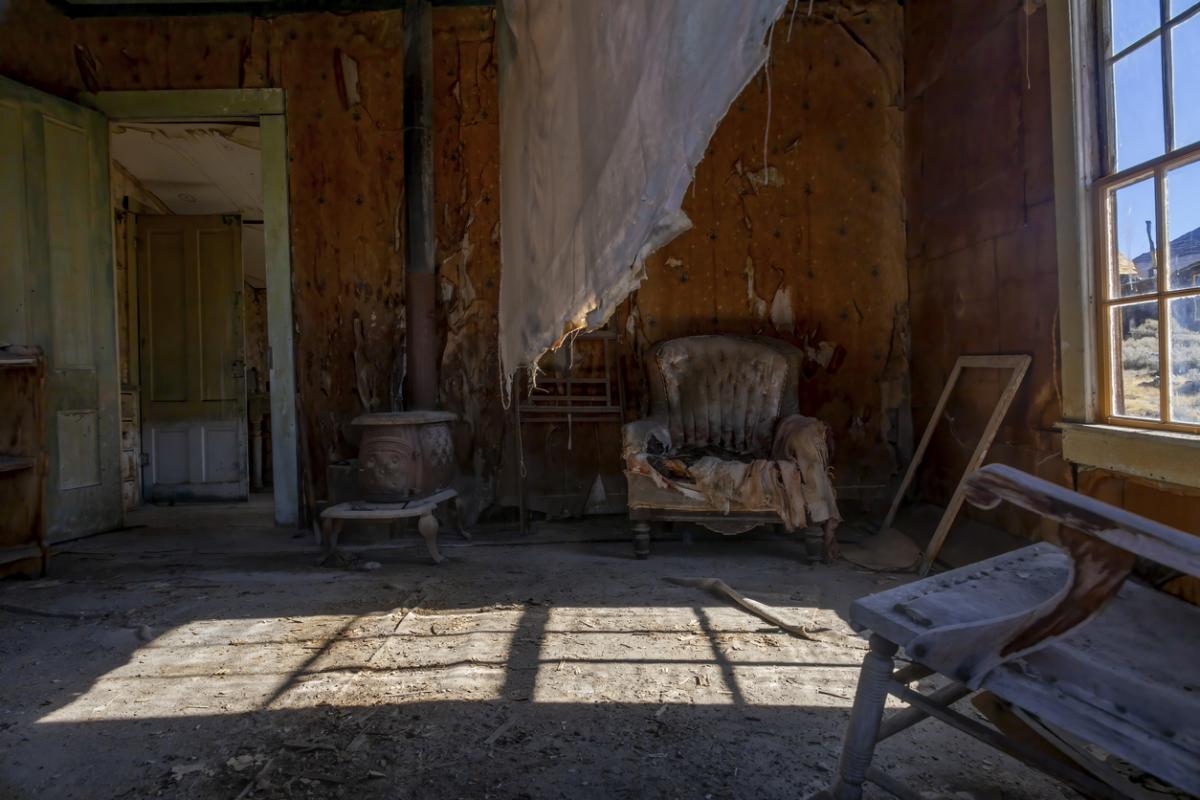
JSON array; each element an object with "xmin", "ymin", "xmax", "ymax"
[
  {"xmin": 829, "ymin": 634, "xmax": 898, "ymax": 800},
  {"xmin": 632, "ymin": 521, "xmax": 651, "ymax": 559},
  {"xmin": 804, "ymin": 527, "xmax": 824, "ymax": 563}
]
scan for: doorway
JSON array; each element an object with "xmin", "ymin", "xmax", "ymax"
[
  {"xmin": 92, "ymin": 90, "xmax": 299, "ymax": 527},
  {"xmin": 1, "ymin": 80, "xmax": 298, "ymax": 545},
  {"xmin": 111, "ymin": 120, "xmax": 266, "ymax": 504}
]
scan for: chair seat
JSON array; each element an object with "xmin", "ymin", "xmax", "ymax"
[{"xmin": 852, "ymin": 543, "xmax": 1200, "ymax": 793}]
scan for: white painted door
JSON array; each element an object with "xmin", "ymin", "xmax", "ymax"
[
  {"xmin": 138, "ymin": 214, "xmax": 249, "ymax": 502},
  {"xmin": 0, "ymin": 76, "xmax": 122, "ymax": 542}
]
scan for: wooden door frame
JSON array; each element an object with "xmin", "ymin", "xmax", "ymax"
[{"xmin": 83, "ymin": 89, "xmax": 300, "ymax": 527}]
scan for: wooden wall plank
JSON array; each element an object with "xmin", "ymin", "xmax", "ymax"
[
  {"xmin": 0, "ymin": 0, "xmax": 912, "ymax": 515},
  {"xmin": 905, "ymin": 2, "xmax": 1200, "ymax": 536},
  {"xmin": 629, "ymin": 2, "xmax": 909, "ymax": 489}
]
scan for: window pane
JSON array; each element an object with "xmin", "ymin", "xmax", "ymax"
[
  {"xmin": 1166, "ymin": 159, "xmax": 1200, "ymax": 289},
  {"xmin": 1171, "ymin": 0, "xmax": 1200, "ymax": 19},
  {"xmin": 1112, "ymin": 37, "xmax": 1166, "ymax": 170},
  {"xmin": 1168, "ymin": 296, "xmax": 1200, "ymax": 423},
  {"xmin": 1172, "ymin": 14, "xmax": 1200, "ymax": 149},
  {"xmin": 1112, "ymin": 177, "xmax": 1158, "ymax": 297},
  {"xmin": 1111, "ymin": 301, "xmax": 1161, "ymax": 419},
  {"xmin": 1111, "ymin": 0, "xmax": 1161, "ymax": 52}
]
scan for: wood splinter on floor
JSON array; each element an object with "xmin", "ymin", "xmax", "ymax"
[
  {"xmin": 664, "ymin": 576, "xmax": 863, "ymax": 649},
  {"xmin": 484, "ymin": 717, "xmax": 516, "ymax": 747}
]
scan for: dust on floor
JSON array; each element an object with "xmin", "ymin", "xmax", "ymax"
[{"xmin": 0, "ymin": 507, "xmax": 1070, "ymax": 800}]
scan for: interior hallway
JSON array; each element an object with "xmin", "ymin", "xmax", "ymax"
[{"xmin": 0, "ymin": 513, "xmax": 1063, "ymax": 800}]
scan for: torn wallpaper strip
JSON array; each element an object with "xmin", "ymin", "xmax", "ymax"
[{"xmin": 497, "ymin": 0, "xmax": 788, "ymax": 396}]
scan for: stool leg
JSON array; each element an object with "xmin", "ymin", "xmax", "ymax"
[
  {"xmin": 450, "ymin": 499, "xmax": 471, "ymax": 541},
  {"xmin": 418, "ymin": 513, "xmax": 446, "ymax": 565},
  {"xmin": 321, "ymin": 519, "xmax": 343, "ymax": 562},
  {"xmin": 830, "ymin": 634, "xmax": 898, "ymax": 800}
]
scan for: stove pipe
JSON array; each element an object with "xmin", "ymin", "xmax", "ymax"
[{"xmin": 403, "ymin": 0, "xmax": 437, "ymax": 410}]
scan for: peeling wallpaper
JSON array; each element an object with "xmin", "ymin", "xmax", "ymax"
[
  {"xmin": 624, "ymin": 0, "xmax": 909, "ymax": 490},
  {"xmin": 1, "ymin": 0, "xmax": 908, "ymax": 517}
]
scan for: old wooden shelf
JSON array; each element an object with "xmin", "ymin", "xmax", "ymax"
[{"xmin": 0, "ymin": 345, "xmax": 48, "ymax": 576}]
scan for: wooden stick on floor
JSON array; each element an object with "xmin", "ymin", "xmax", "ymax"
[{"xmin": 662, "ymin": 576, "xmax": 874, "ymax": 651}]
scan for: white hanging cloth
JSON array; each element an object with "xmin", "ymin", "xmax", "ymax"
[{"xmin": 497, "ymin": 0, "xmax": 787, "ymax": 393}]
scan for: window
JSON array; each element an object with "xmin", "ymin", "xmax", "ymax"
[{"xmin": 1096, "ymin": 0, "xmax": 1200, "ymax": 430}]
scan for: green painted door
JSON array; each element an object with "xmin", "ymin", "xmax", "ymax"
[
  {"xmin": 138, "ymin": 214, "xmax": 249, "ymax": 502},
  {"xmin": 0, "ymin": 76, "xmax": 122, "ymax": 541}
]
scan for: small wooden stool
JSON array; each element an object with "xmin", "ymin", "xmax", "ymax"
[{"xmin": 320, "ymin": 488, "xmax": 464, "ymax": 564}]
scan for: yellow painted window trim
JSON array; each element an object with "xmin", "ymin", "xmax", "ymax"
[
  {"xmin": 1059, "ymin": 422, "xmax": 1200, "ymax": 488},
  {"xmin": 1048, "ymin": 2, "xmax": 1200, "ymax": 488}
]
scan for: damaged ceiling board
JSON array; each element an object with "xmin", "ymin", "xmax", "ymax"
[
  {"xmin": 109, "ymin": 122, "xmax": 262, "ymax": 217},
  {"xmin": 496, "ymin": 0, "xmax": 787, "ymax": 392},
  {"xmin": 111, "ymin": 122, "xmax": 267, "ymax": 285}
]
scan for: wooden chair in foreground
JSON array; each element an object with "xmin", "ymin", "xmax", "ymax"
[{"xmin": 814, "ymin": 464, "xmax": 1200, "ymax": 800}]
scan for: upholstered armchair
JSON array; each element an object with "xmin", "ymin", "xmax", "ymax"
[{"xmin": 623, "ymin": 335, "xmax": 840, "ymax": 559}]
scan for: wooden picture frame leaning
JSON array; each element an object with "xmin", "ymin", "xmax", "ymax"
[{"xmin": 880, "ymin": 354, "xmax": 1032, "ymax": 575}]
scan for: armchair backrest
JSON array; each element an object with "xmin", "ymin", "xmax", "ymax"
[{"xmin": 646, "ymin": 335, "xmax": 802, "ymax": 455}]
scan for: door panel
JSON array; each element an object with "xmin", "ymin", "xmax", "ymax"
[
  {"xmin": 138, "ymin": 214, "xmax": 248, "ymax": 502},
  {"xmin": 0, "ymin": 76, "xmax": 122, "ymax": 541},
  {"xmin": 145, "ymin": 228, "xmax": 188, "ymax": 402},
  {"xmin": 57, "ymin": 410, "xmax": 101, "ymax": 490},
  {"xmin": 45, "ymin": 118, "xmax": 95, "ymax": 370},
  {"xmin": 198, "ymin": 228, "xmax": 240, "ymax": 403},
  {"xmin": 0, "ymin": 101, "xmax": 28, "ymax": 345}
]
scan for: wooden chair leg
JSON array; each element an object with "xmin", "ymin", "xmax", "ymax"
[
  {"xmin": 804, "ymin": 527, "xmax": 824, "ymax": 563},
  {"xmin": 632, "ymin": 521, "xmax": 651, "ymax": 559},
  {"xmin": 830, "ymin": 634, "xmax": 899, "ymax": 800}
]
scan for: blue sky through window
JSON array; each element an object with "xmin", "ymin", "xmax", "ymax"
[
  {"xmin": 1113, "ymin": 37, "xmax": 1164, "ymax": 170},
  {"xmin": 1173, "ymin": 15, "xmax": 1200, "ymax": 149},
  {"xmin": 1110, "ymin": 2, "xmax": 1200, "ymax": 268},
  {"xmin": 1111, "ymin": 0, "xmax": 1159, "ymax": 52}
]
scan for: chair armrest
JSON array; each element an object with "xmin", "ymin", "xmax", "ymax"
[
  {"xmin": 906, "ymin": 464, "xmax": 1198, "ymax": 688},
  {"xmin": 965, "ymin": 464, "xmax": 1200, "ymax": 577},
  {"xmin": 771, "ymin": 414, "xmax": 832, "ymax": 463},
  {"xmin": 622, "ymin": 418, "xmax": 671, "ymax": 459}
]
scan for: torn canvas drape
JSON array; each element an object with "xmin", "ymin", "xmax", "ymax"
[{"xmin": 497, "ymin": 0, "xmax": 787, "ymax": 394}]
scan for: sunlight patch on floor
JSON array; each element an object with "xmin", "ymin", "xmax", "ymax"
[
  {"xmin": 532, "ymin": 605, "xmax": 863, "ymax": 706},
  {"xmin": 38, "ymin": 601, "xmax": 868, "ymax": 724}
]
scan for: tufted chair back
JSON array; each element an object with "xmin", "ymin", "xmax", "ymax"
[{"xmin": 646, "ymin": 336, "xmax": 802, "ymax": 456}]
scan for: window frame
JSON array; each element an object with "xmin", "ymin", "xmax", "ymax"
[
  {"xmin": 1092, "ymin": 0, "xmax": 1200, "ymax": 433},
  {"xmin": 1050, "ymin": 0, "xmax": 1200, "ymax": 487}
]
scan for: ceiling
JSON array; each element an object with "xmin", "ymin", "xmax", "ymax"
[
  {"xmin": 111, "ymin": 122, "xmax": 267, "ymax": 287},
  {"xmin": 51, "ymin": 0, "xmax": 490, "ymax": 17}
]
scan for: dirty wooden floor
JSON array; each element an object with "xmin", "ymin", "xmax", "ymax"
[{"xmin": 0, "ymin": 501, "xmax": 1070, "ymax": 800}]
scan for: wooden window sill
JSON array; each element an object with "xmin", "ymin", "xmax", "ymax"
[{"xmin": 1059, "ymin": 422, "xmax": 1200, "ymax": 488}]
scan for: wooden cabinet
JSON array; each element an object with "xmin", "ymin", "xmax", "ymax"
[{"xmin": 0, "ymin": 345, "xmax": 47, "ymax": 576}]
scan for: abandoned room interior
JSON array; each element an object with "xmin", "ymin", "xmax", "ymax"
[{"xmin": 1, "ymin": 0, "xmax": 1198, "ymax": 798}]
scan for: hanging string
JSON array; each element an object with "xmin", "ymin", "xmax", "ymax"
[
  {"xmin": 763, "ymin": 20, "xmax": 776, "ymax": 173},
  {"xmin": 1024, "ymin": 2, "xmax": 1032, "ymax": 90},
  {"xmin": 787, "ymin": 0, "xmax": 800, "ymax": 42}
]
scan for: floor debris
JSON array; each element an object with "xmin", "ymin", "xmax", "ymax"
[{"xmin": 0, "ymin": 502, "xmax": 1069, "ymax": 799}]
